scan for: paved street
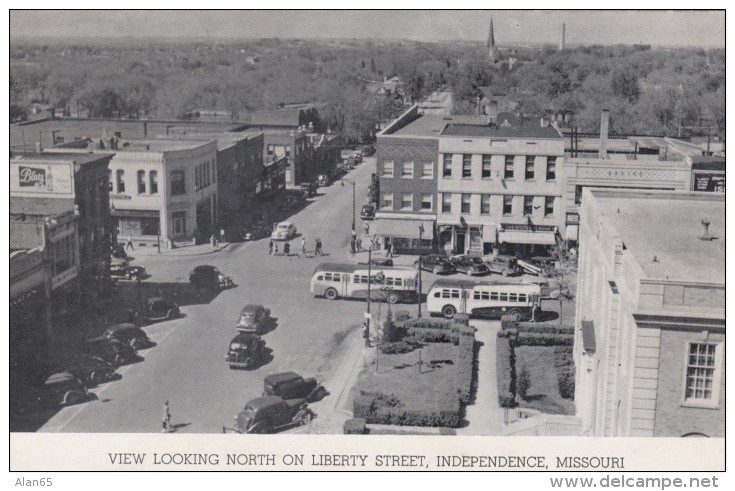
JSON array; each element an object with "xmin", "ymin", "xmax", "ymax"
[{"xmin": 39, "ymin": 159, "xmax": 378, "ymax": 434}]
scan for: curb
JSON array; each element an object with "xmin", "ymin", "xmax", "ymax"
[{"xmin": 130, "ymin": 242, "xmax": 236, "ymax": 259}]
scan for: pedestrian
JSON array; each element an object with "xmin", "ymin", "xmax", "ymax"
[
  {"xmin": 363, "ymin": 222, "xmax": 370, "ymax": 235},
  {"xmin": 386, "ymin": 239, "xmax": 393, "ymax": 258},
  {"xmin": 351, "ymin": 229, "xmax": 357, "ymax": 241},
  {"xmin": 350, "ymin": 237, "xmax": 356, "ymax": 254},
  {"xmin": 162, "ymin": 400, "xmax": 172, "ymax": 433},
  {"xmin": 220, "ymin": 228, "xmax": 225, "ymax": 243},
  {"xmin": 355, "ymin": 236, "xmax": 362, "ymax": 252},
  {"xmin": 283, "ymin": 240, "xmax": 290, "ymax": 256},
  {"xmin": 125, "ymin": 235, "xmax": 134, "ymax": 251},
  {"xmin": 274, "ymin": 242, "xmax": 280, "ymax": 256},
  {"xmin": 269, "ymin": 239, "xmax": 274, "ymax": 256},
  {"xmin": 210, "ymin": 234, "xmax": 217, "ymax": 249},
  {"xmin": 301, "ymin": 237, "xmax": 307, "ymax": 257},
  {"xmin": 315, "ymin": 238, "xmax": 323, "ymax": 256},
  {"xmin": 363, "ymin": 320, "xmax": 370, "ymax": 347}
]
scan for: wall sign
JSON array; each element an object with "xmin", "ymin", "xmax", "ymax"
[
  {"xmin": 501, "ymin": 223, "xmax": 556, "ymax": 232},
  {"xmin": 10, "ymin": 161, "xmax": 74, "ymax": 197}
]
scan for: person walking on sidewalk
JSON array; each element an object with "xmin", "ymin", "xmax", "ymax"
[
  {"xmin": 269, "ymin": 238, "xmax": 274, "ymax": 256},
  {"xmin": 314, "ymin": 238, "xmax": 324, "ymax": 256},
  {"xmin": 355, "ymin": 236, "xmax": 362, "ymax": 252},
  {"xmin": 273, "ymin": 242, "xmax": 280, "ymax": 256},
  {"xmin": 162, "ymin": 400, "xmax": 172, "ymax": 433},
  {"xmin": 125, "ymin": 235, "xmax": 134, "ymax": 251},
  {"xmin": 283, "ymin": 240, "xmax": 290, "ymax": 256},
  {"xmin": 385, "ymin": 239, "xmax": 393, "ymax": 258},
  {"xmin": 301, "ymin": 237, "xmax": 307, "ymax": 257}
]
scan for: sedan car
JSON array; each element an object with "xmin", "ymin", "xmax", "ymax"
[
  {"xmin": 236, "ymin": 304, "xmax": 271, "ymax": 334},
  {"xmin": 61, "ymin": 354, "xmax": 119, "ymax": 386},
  {"xmin": 263, "ymin": 372, "xmax": 327, "ymax": 402},
  {"xmin": 360, "ymin": 204, "xmax": 375, "ymax": 221},
  {"xmin": 414, "ymin": 254, "xmax": 456, "ymax": 275},
  {"xmin": 226, "ymin": 333, "xmax": 267, "ymax": 369},
  {"xmin": 85, "ymin": 338, "xmax": 138, "ymax": 367},
  {"xmin": 449, "ymin": 255, "xmax": 490, "ymax": 276},
  {"xmin": 228, "ymin": 396, "xmax": 314, "ymax": 434},
  {"xmin": 484, "ymin": 255, "xmax": 520, "ymax": 276},
  {"xmin": 243, "ymin": 222, "xmax": 272, "ymax": 241},
  {"xmin": 110, "ymin": 263, "xmax": 147, "ymax": 281},
  {"xmin": 189, "ymin": 265, "xmax": 233, "ymax": 289},
  {"xmin": 101, "ymin": 323, "xmax": 154, "ymax": 350},
  {"xmin": 38, "ymin": 372, "xmax": 90, "ymax": 408},
  {"xmin": 138, "ymin": 297, "xmax": 180, "ymax": 324},
  {"xmin": 271, "ymin": 221, "xmax": 297, "ymax": 241}
]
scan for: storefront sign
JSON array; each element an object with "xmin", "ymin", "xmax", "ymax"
[
  {"xmin": 10, "ymin": 161, "xmax": 74, "ymax": 197},
  {"xmin": 501, "ymin": 223, "xmax": 556, "ymax": 232},
  {"xmin": 110, "ymin": 194, "xmax": 132, "ymax": 200}
]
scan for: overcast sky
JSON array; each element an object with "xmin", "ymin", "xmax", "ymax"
[{"xmin": 9, "ymin": 9, "xmax": 725, "ymax": 48}]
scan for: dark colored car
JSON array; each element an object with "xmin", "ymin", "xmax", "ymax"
[
  {"xmin": 38, "ymin": 372, "xmax": 89, "ymax": 408},
  {"xmin": 243, "ymin": 222, "xmax": 272, "ymax": 241},
  {"xmin": 101, "ymin": 323, "xmax": 154, "ymax": 350},
  {"xmin": 449, "ymin": 255, "xmax": 490, "ymax": 276},
  {"xmin": 226, "ymin": 333, "xmax": 267, "ymax": 369},
  {"xmin": 358, "ymin": 258, "xmax": 393, "ymax": 267},
  {"xmin": 189, "ymin": 265, "xmax": 233, "ymax": 289},
  {"xmin": 263, "ymin": 372, "xmax": 327, "ymax": 402},
  {"xmin": 300, "ymin": 182, "xmax": 317, "ymax": 198},
  {"xmin": 86, "ymin": 338, "xmax": 138, "ymax": 367},
  {"xmin": 138, "ymin": 297, "xmax": 180, "ymax": 324},
  {"xmin": 360, "ymin": 204, "xmax": 375, "ymax": 221},
  {"xmin": 110, "ymin": 263, "xmax": 147, "ymax": 281},
  {"xmin": 111, "ymin": 243, "xmax": 129, "ymax": 259},
  {"xmin": 414, "ymin": 254, "xmax": 456, "ymax": 275},
  {"xmin": 229, "ymin": 396, "xmax": 314, "ymax": 434},
  {"xmin": 62, "ymin": 354, "xmax": 118, "ymax": 386},
  {"xmin": 484, "ymin": 255, "xmax": 520, "ymax": 276},
  {"xmin": 317, "ymin": 174, "xmax": 330, "ymax": 187},
  {"xmin": 236, "ymin": 304, "xmax": 271, "ymax": 334}
]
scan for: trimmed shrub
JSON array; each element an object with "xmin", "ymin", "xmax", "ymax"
[
  {"xmin": 455, "ymin": 326, "xmax": 475, "ymax": 403},
  {"xmin": 517, "ymin": 323, "xmax": 574, "ymax": 335},
  {"xmin": 496, "ymin": 332, "xmax": 516, "ymax": 407},
  {"xmin": 404, "ymin": 317, "xmax": 455, "ymax": 343},
  {"xmin": 343, "ymin": 418, "xmax": 367, "ymax": 435},
  {"xmin": 516, "ymin": 332, "xmax": 574, "ymax": 346},
  {"xmin": 554, "ymin": 346, "xmax": 575, "ymax": 399},
  {"xmin": 453, "ymin": 313, "xmax": 470, "ymax": 326},
  {"xmin": 403, "ymin": 318, "xmax": 453, "ymax": 331},
  {"xmin": 353, "ymin": 391, "xmax": 460, "ymax": 428},
  {"xmin": 517, "ymin": 365, "xmax": 531, "ymax": 400},
  {"xmin": 394, "ymin": 310, "xmax": 411, "ymax": 322},
  {"xmin": 500, "ymin": 315, "xmax": 518, "ymax": 331},
  {"xmin": 380, "ymin": 339, "xmax": 419, "ymax": 354},
  {"xmin": 407, "ymin": 327, "xmax": 451, "ymax": 343}
]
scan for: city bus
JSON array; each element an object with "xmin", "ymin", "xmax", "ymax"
[
  {"xmin": 426, "ymin": 278, "xmax": 541, "ymax": 321},
  {"xmin": 310, "ymin": 263, "xmax": 418, "ymax": 304}
]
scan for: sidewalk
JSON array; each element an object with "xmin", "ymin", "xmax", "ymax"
[{"xmin": 122, "ymin": 241, "xmax": 234, "ymax": 258}]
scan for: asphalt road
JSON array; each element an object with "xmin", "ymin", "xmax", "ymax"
[{"xmin": 39, "ymin": 159, "xmax": 378, "ymax": 433}]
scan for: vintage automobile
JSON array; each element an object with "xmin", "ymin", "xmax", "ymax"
[
  {"xmin": 352, "ymin": 150, "xmax": 363, "ymax": 163},
  {"xmin": 484, "ymin": 255, "xmax": 520, "ymax": 276},
  {"xmin": 61, "ymin": 354, "xmax": 119, "ymax": 386},
  {"xmin": 449, "ymin": 255, "xmax": 490, "ymax": 276},
  {"xmin": 361, "ymin": 144, "xmax": 376, "ymax": 156},
  {"xmin": 360, "ymin": 204, "xmax": 375, "ymax": 221},
  {"xmin": 111, "ymin": 243, "xmax": 129, "ymax": 259},
  {"xmin": 357, "ymin": 257, "xmax": 393, "ymax": 267},
  {"xmin": 86, "ymin": 337, "xmax": 138, "ymax": 367},
  {"xmin": 271, "ymin": 221, "xmax": 297, "ymax": 241},
  {"xmin": 227, "ymin": 396, "xmax": 314, "ymax": 434},
  {"xmin": 316, "ymin": 174, "xmax": 330, "ymax": 187},
  {"xmin": 109, "ymin": 263, "xmax": 147, "ymax": 281},
  {"xmin": 101, "ymin": 323, "xmax": 154, "ymax": 350},
  {"xmin": 262, "ymin": 372, "xmax": 327, "ymax": 402},
  {"xmin": 236, "ymin": 304, "xmax": 271, "ymax": 334},
  {"xmin": 138, "ymin": 297, "xmax": 180, "ymax": 324},
  {"xmin": 414, "ymin": 254, "xmax": 456, "ymax": 275},
  {"xmin": 300, "ymin": 182, "xmax": 317, "ymax": 198},
  {"xmin": 226, "ymin": 333, "xmax": 267, "ymax": 369},
  {"xmin": 243, "ymin": 222, "xmax": 272, "ymax": 241},
  {"xmin": 189, "ymin": 265, "xmax": 233, "ymax": 289},
  {"xmin": 38, "ymin": 372, "xmax": 90, "ymax": 408}
]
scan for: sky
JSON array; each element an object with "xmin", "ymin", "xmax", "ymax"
[{"xmin": 8, "ymin": 9, "xmax": 726, "ymax": 48}]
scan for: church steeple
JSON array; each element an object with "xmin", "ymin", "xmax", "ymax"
[{"xmin": 488, "ymin": 18, "xmax": 498, "ymax": 63}]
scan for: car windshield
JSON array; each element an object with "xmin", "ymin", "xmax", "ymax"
[
  {"xmin": 241, "ymin": 312, "xmax": 255, "ymax": 318},
  {"xmin": 230, "ymin": 342, "xmax": 244, "ymax": 350},
  {"xmin": 277, "ymin": 224, "xmax": 289, "ymax": 229}
]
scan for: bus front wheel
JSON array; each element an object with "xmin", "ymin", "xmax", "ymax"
[
  {"xmin": 441, "ymin": 305, "xmax": 457, "ymax": 318},
  {"xmin": 324, "ymin": 288, "xmax": 338, "ymax": 300}
]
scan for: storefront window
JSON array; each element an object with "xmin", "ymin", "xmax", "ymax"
[{"xmin": 140, "ymin": 218, "xmax": 160, "ymax": 236}]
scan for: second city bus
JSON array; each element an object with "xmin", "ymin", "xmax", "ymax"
[
  {"xmin": 426, "ymin": 278, "xmax": 541, "ymax": 321},
  {"xmin": 310, "ymin": 263, "xmax": 418, "ymax": 304}
]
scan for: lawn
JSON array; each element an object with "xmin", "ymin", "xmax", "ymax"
[
  {"xmin": 354, "ymin": 343, "xmax": 457, "ymax": 412},
  {"xmin": 515, "ymin": 345, "xmax": 576, "ymax": 415}
]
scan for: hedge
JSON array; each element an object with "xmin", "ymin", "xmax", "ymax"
[
  {"xmin": 455, "ymin": 326, "xmax": 475, "ymax": 404},
  {"xmin": 516, "ymin": 332, "xmax": 574, "ymax": 346},
  {"xmin": 496, "ymin": 332, "xmax": 516, "ymax": 407},
  {"xmin": 500, "ymin": 316, "xmax": 518, "ymax": 331},
  {"xmin": 353, "ymin": 391, "xmax": 460, "ymax": 428},
  {"xmin": 554, "ymin": 346, "xmax": 575, "ymax": 399},
  {"xmin": 402, "ymin": 318, "xmax": 453, "ymax": 331},
  {"xmin": 343, "ymin": 418, "xmax": 367, "ymax": 435},
  {"xmin": 407, "ymin": 327, "xmax": 452, "ymax": 343},
  {"xmin": 516, "ymin": 324, "xmax": 574, "ymax": 335},
  {"xmin": 394, "ymin": 310, "xmax": 411, "ymax": 322}
]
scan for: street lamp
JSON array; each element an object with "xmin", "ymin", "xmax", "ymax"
[
  {"xmin": 417, "ymin": 223, "xmax": 424, "ymax": 318},
  {"xmin": 341, "ymin": 178, "xmax": 356, "ymax": 233}
]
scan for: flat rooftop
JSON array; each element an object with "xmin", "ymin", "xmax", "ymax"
[
  {"xmin": 11, "ymin": 152, "xmax": 113, "ymax": 166},
  {"xmin": 388, "ymin": 114, "xmax": 487, "ymax": 138},
  {"xmin": 441, "ymin": 122, "xmax": 563, "ymax": 139},
  {"xmin": 592, "ymin": 190, "xmax": 725, "ymax": 284}
]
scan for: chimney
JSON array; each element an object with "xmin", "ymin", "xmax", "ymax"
[
  {"xmin": 143, "ymin": 122, "xmax": 148, "ymax": 138},
  {"xmin": 599, "ymin": 109, "xmax": 610, "ymax": 159}
]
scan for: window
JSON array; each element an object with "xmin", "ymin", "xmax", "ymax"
[
  {"xmin": 421, "ymin": 162, "xmax": 433, "ymax": 179},
  {"xmin": 504, "ymin": 155, "xmax": 515, "ymax": 179},
  {"xmin": 140, "ymin": 217, "xmax": 160, "ymax": 236},
  {"xmin": 401, "ymin": 193, "xmax": 413, "ymax": 210},
  {"xmin": 116, "ymin": 169, "xmax": 125, "ymax": 193},
  {"xmin": 481, "ymin": 194, "xmax": 491, "ymax": 215},
  {"xmin": 684, "ymin": 342, "xmax": 722, "ymax": 407},
  {"xmin": 525, "ymin": 156, "xmax": 535, "ymax": 180},
  {"xmin": 503, "ymin": 195, "xmax": 513, "ymax": 215},
  {"xmin": 421, "ymin": 194, "xmax": 433, "ymax": 211},
  {"xmin": 382, "ymin": 161, "xmax": 394, "ymax": 178},
  {"xmin": 402, "ymin": 162, "xmax": 414, "ymax": 178},
  {"xmin": 482, "ymin": 155, "xmax": 492, "ymax": 178},
  {"xmin": 546, "ymin": 156, "xmax": 557, "ymax": 180},
  {"xmin": 266, "ymin": 144, "xmax": 274, "ymax": 156},
  {"xmin": 524, "ymin": 196, "xmax": 534, "ymax": 216},
  {"xmin": 149, "ymin": 171, "xmax": 158, "ymax": 194},
  {"xmin": 285, "ymin": 146, "xmax": 291, "ymax": 158},
  {"xmin": 137, "ymin": 170, "xmax": 146, "ymax": 194},
  {"xmin": 171, "ymin": 170, "xmax": 186, "ymax": 195},
  {"xmin": 211, "ymin": 160, "xmax": 216, "ymax": 183},
  {"xmin": 490, "ymin": 292, "xmax": 499, "ymax": 300},
  {"xmin": 381, "ymin": 192, "xmax": 393, "ymax": 210},
  {"xmin": 461, "ymin": 194, "xmax": 471, "ymax": 214},
  {"xmin": 575, "ymin": 185, "xmax": 583, "ymax": 205},
  {"xmin": 518, "ymin": 294, "xmax": 527, "ymax": 303},
  {"xmin": 499, "ymin": 292, "xmax": 509, "ymax": 302},
  {"xmin": 462, "ymin": 154, "xmax": 472, "ymax": 178},
  {"xmin": 545, "ymin": 196, "xmax": 555, "ymax": 216},
  {"xmin": 108, "ymin": 170, "xmax": 113, "ymax": 192},
  {"xmin": 442, "ymin": 154, "xmax": 452, "ymax": 177},
  {"xmin": 509, "ymin": 293, "xmax": 518, "ymax": 302},
  {"xmin": 441, "ymin": 193, "xmax": 452, "ymax": 213}
]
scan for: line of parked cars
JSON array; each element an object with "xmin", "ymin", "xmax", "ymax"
[{"xmin": 414, "ymin": 253, "xmax": 522, "ymax": 277}]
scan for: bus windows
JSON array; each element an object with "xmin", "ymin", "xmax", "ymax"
[
  {"xmin": 451, "ymin": 290, "xmax": 460, "ymax": 299},
  {"xmin": 325, "ymin": 273, "xmax": 332, "ymax": 281},
  {"xmin": 499, "ymin": 293, "xmax": 508, "ymax": 302},
  {"xmin": 480, "ymin": 291, "xmax": 489, "ymax": 300},
  {"xmin": 434, "ymin": 292, "xmax": 441, "ymax": 298},
  {"xmin": 490, "ymin": 292, "xmax": 498, "ymax": 300},
  {"xmin": 518, "ymin": 294, "xmax": 527, "ymax": 303},
  {"xmin": 509, "ymin": 293, "xmax": 517, "ymax": 302},
  {"xmin": 473, "ymin": 291, "xmax": 480, "ymax": 300},
  {"xmin": 317, "ymin": 275, "xmax": 324, "ymax": 281}
]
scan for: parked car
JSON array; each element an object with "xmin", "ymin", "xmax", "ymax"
[
  {"xmin": 361, "ymin": 144, "xmax": 375, "ymax": 156},
  {"xmin": 271, "ymin": 221, "xmax": 297, "ymax": 241},
  {"xmin": 189, "ymin": 265, "xmax": 233, "ymax": 289},
  {"xmin": 229, "ymin": 396, "xmax": 314, "ymax": 434},
  {"xmin": 110, "ymin": 263, "xmax": 147, "ymax": 281},
  {"xmin": 414, "ymin": 254, "xmax": 456, "ymax": 275},
  {"xmin": 279, "ymin": 195, "xmax": 304, "ymax": 212},
  {"xmin": 85, "ymin": 338, "xmax": 137, "ymax": 367},
  {"xmin": 101, "ymin": 323, "xmax": 154, "ymax": 350},
  {"xmin": 243, "ymin": 221, "xmax": 272, "ymax": 241},
  {"xmin": 138, "ymin": 297, "xmax": 180, "ymax": 324},
  {"xmin": 61, "ymin": 354, "xmax": 118, "ymax": 386},
  {"xmin": 449, "ymin": 255, "xmax": 490, "ymax": 276},
  {"xmin": 111, "ymin": 243, "xmax": 129, "ymax": 259},
  {"xmin": 358, "ymin": 257, "xmax": 393, "ymax": 267},
  {"xmin": 352, "ymin": 151, "xmax": 363, "ymax": 163},
  {"xmin": 360, "ymin": 204, "xmax": 375, "ymax": 221},
  {"xmin": 317, "ymin": 174, "xmax": 330, "ymax": 187},
  {"xmin": 38, "ymin": 372, "xmax": 90, "ymax": 408},
  {"xmin": 237, "ymin": 304, "xmax": 271, "ymax": 334},
  {"xmin": 484, "ymin": 255, "xmax": 520, "ymax": 276},
  {"xmin": 300, "ymin": 182, "xmax": 317, "ymax": 198},
  {"xmin": 263, "ymin": 372, "xmax": 327, "ymax": 402},
  {"xmin": 226, "ymin": 333, "xmax": 267, "ymax": 369}
]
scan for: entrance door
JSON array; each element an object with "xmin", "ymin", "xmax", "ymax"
[{"xmin": 455, "ymin": 231, "xmax": 466, "ymax": 254}]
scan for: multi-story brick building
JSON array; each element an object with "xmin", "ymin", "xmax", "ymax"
[
  {"xmin": 264, "ymin": 129, "xmax": 317, "ymax": 188},
  {"xmin": 575, "ymin": 189, "xmax": 724, "ymax": 437}
]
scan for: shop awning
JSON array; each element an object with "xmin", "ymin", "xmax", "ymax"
[
  {"xmin": 370, "ymin": 219, "xmax": 434, "ymax": 239},
  {"xmin": 498, "ymin": 230, "xmax": 556, "ymax": 245},
  {"xmin": 110, "ymin": 209, "xmax": 160, "ymax": 218}
]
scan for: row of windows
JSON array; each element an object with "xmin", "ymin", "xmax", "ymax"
[
  {"xmin": 108, "ymin": 164, "xmax": 214, "ymax": 197},
  {"xmin": 109, "ymin": 170, "xmax": 159, "ymax": 195},
  {"xmin": 381, "ymin": 155, "xmax": 557, "ymax": 181},
  {"xmin": 380, "ymin": 192, "xmax": 556, "ymax": 216},
  {"xmin": 382, "ymin": 161, "xmax": 434, "ymax": 179},
  {"xmin": 318, "ymin": 272, "xmax": 406, "ymax": 286},
  {"xmin": 434, "ymin": 288, "xmax": 528, "ymax": 303},
  {"xmin": 194, "ymin": 161, "xmax": 215, "ymax": 192}
]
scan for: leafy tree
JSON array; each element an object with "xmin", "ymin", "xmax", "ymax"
[{"xmin": 611, "ymin": 67, "xmax": 641, "ymax": 102}]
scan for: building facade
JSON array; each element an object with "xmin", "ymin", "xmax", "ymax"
[
  {"xmin": 264, "ymin": 130, "xmax": 317, "ymax": 188},
  {"xmin": 574, "ymin": 189, "xmax": 725, "ymax": 437}
]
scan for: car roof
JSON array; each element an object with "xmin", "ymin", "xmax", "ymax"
[
  {"xmin": 240, "ymin": 304, "xmax": 264, "ymax": 313},
  {"xmin": 245, "ymin": 395, "xmax": 285, "ymax": 410},
  {"xmin": 277, "ymin": 221, "xmax": 293, "ymax": 226},
  {"xmin": 264, "ymin": 372, "xmax": 302, "ymax": 385},
  {"xmin": 45, "ymin": 372, "xmax": 78, "ymax": 385}
]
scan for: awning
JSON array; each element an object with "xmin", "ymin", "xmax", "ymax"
[
  {"xmin": 110, "ymin": 209, "xmax": 160, "ymax": 218},
  {"xmin": 498, "ymin": 230, "xmax": 556, "ymax": 245},
  {"xmin": 370, "ymin": 219, "xmax": 434, "ymax": 239}
]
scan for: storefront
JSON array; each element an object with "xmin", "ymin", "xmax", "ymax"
[
  {"xmin": 437, "ymin": 222, "xmax": 484, "ymax": 256},
  {"xmin": 369, "ymin": 219, "xmax": 435, "ymax": 254},
  {"xmin": 497, "ymin": 223, "xmax": 558, "ymax": 258},
  {"xmin": 112, "ymin": 209, "xmax": 162, "ymax": 248}
]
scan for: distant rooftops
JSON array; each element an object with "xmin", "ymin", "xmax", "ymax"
[{"xmin": 441, "ymin": 122, "xmax": 563, "ymax": 139}]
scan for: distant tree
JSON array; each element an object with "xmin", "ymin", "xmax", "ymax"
[
  {"xmin": 611, "ymin": 67, "xmax": 641, "ymax": 103},
  {"xmin": 370, "ymin": 57, "xmax": 376, "ymax": 73}
]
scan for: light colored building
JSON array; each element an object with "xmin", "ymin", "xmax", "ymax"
[{"xmin": 575, "ymin": 189, "xmax": 725, "ymax": 437}]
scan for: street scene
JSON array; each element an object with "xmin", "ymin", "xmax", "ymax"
[{"xmin": 10, "ymin": 11, "xmax": 724, "ymax": 443}]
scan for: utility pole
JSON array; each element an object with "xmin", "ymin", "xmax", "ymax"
[{"xmin": 417, "ymin": 223, "xmax": 424, "ymax": 318}]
